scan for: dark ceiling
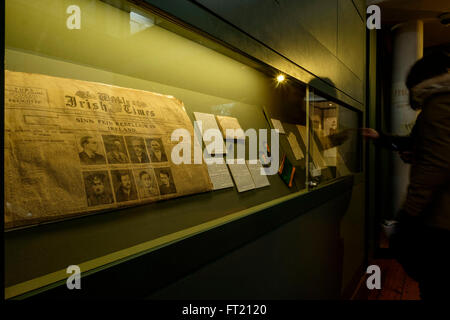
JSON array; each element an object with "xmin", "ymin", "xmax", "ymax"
[{"xmin": 367, "ymin": 0, "xmax": 450, "ymax": 48}]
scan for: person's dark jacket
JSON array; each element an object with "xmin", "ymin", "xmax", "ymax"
[{"xmin": 377, "ymin": 73, "xmax": 450, "ymax": 231}]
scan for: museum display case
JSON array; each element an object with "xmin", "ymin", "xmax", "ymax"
[
  {"xmin": 308, "ymin": 90, "xmax": 362, "ymax": 187},
  {"xmin": 4, "ymin": 0, "xmax": 363, "ymax": 299}
]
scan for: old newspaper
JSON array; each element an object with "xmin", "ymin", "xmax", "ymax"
[{"xmin": 4, "ymin": 71, "xmax": 213, "ymax": 229}]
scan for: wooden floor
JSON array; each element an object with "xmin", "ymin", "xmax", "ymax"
[{"xmin": 353, "ymin": 258, "xmax": 421, "ymax": 300}]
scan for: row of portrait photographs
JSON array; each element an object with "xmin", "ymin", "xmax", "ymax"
[
  {"xmin": 83, "ymin": 167, "xmax": 177, "ymax": 207},
  {"xmin": 78, "ymin": 134, "xmax": 169, "ymax": 166}
]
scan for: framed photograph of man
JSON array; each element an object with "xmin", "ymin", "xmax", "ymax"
[
  {"xmin": 154, "ymin": 167, "xmax": 177, "ymax": 195},
  {"xmin": 102, "ymin": 135, "xmax": 130, "ymax": 164},
  {"xmin": 77, "ymin": 135, "xmax": 106, "ymax": 165},
  {"xmin": 125, "ymin": 136, "xmax": 150, "ymax": 164},
  {"xmin": 134, "ymin": 168, "xmax": 160, "ymax": 199},
  {"xmin": 145, "ymin": 137, "xmax": 168, "ymax": 163},
  {"xmin": 111, "ymin": 169, "xmax": 138, "ymax": 202},
  {"xmin": 83, "ymin": 171, "xmax": 114, "ymax": 207}
]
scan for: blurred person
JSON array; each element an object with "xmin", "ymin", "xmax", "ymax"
[{"xmin": 361, "ymin": 50, "xmax": 450, "ymax": 300}]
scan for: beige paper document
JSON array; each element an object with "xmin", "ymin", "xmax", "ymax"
[
  {"xmin": 324, "ymin": 147, "xmax": 337, "ymax": 166},
  {"xmin": 215, "ymin": 115, "xmax": 246, "ymax": 141},
  {"xmin": 246, "ymin": 160, "xmax": 270, "ymax": 188},
  {"xmin": 227, "ymin": 162, "xmax": 256, "ymax": 192},
  {"xmin": 271, "ymin": 118, "xmax": 286, "ymax": 134},
  {"xmin": 4, "ymin": 70, "xmax": 213, "ymax": 229},
  {"xmin": 193, "ymin": 112, "xmax": 227, "ymax": 155},
  {"xmin": 287, "ymin": 131, "xmax": 304, "ymax": 160},
  {"xmin": 206, "ymin": 162, "xmax": 234, "ymax": 190}
]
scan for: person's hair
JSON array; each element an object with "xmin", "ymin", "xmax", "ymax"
[
  {"xmin": 131, "ymin": 137, "xmax": 143, "ymax": 145},
  {"xmin": 406, "ymin": 49, "xmax": 450, "ymax": 89},
  {"xmin": 88, "ymin": 173, "xmax": 105, "ymax": 185},
  {"xmin": 159, "ymin": 169, "xmax": 170, "ymax": 178},
  {"xmin": 150, "ymin": 139, "xmax": 161, "ymax": 146},
  {"xmin": 116, "ymin": 171, "xmax": 130, "ymax": 181},
  {"xmin": 80, "ymin": 136, "xmax": 93, "ymax": 147},
  {"xmin": 139, "ymin": 171, "xmax": 150, "ymax": 179}
]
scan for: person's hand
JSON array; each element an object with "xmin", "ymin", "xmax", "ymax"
[
  {"xmin": 327, "ymin": 129, "xmax": 350, "ymax": 147},
  {"xmin": 359, "ymin": 128, "xmax": 380, "ymax": 140},
  {"xmin": 399, "ymin": 151, "xmax": 414, "ymax": 164}
]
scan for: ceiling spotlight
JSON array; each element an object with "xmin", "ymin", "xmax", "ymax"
[{"xmin": 276, "ymin": 74, "xmax": 285, "ymax": 83}]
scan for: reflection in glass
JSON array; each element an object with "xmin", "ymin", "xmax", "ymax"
[
  {"xmin": 130, "ymin": 11, "xmax": 154, "ymax": 34},
  {"xmin": 308, "ymin": 91, "xmax": 361, "ymax": 187}
]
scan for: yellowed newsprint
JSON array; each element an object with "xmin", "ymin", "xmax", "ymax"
[{"xmin": 4, "ymin": 71, "xmax": 213, "ymax": 229}]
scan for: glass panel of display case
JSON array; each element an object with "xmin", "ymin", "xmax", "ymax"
[
  {"xmin": 263, "ymin": 78, "xmax": 308, "ymax": 191},
  {"xmin": 5, "ymin": 0, "xmax": 308, "ymax": 230},
  {"xmin": 4, "ymin": 0, "xmax": 356, "ymax": 295},
  {"xmin": 4, "ymin": 0, "xmax": 312, "ymax": 290},
  {"xmin": 307, "ymin": 90, "xmax": 361, "ymax": 187},
  {"xmin": 4, "ymin": 0, "xmax": 312, "ymax": 292}
]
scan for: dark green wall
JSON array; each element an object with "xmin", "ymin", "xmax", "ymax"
[{"xmin": 194, "ymin": 0, "xmax": 365, "ymax": 104}]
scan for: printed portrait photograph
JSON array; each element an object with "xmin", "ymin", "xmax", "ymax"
[
  {"xmin": 102, "ymin": 135, "xmax": 130, "ymax": 164},
  {"xmin": 83, "ymin": 171, "xmax": 114, "ymax": 207},
  {"xmin": 134, "ymin": 168, "xmax": 159, "ymax": 199},
  {"xmin": 77, "ymin": 135, "xmax": 106, "ymax": 165},
  {"xmin": 125, "ymin": 136, "xmax": 150, "ymax": 164},
  {"xmin": 111, "ymin": 169, "xmax": 138, "ymax": 202},
  {"xmin": 154, "ymin": 167, "xmax": 177, "ymax": 195},
  {"xmin": 145, "ymin": 137, "xmax": 168, "ymax": 163}
]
